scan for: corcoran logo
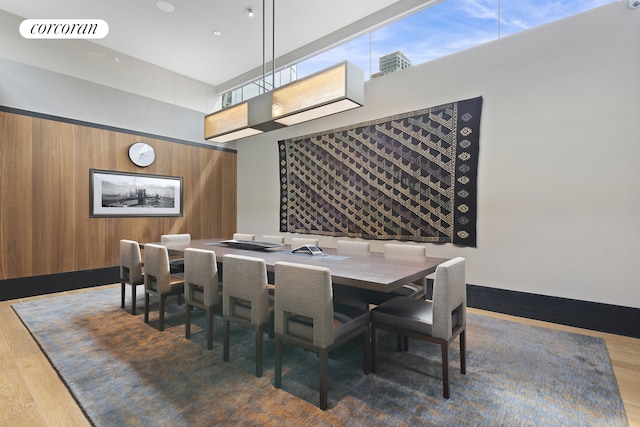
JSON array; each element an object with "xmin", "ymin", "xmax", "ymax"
[{"xmin": 19, "ymin": 19, "xmax": 109, "ymax": 39}]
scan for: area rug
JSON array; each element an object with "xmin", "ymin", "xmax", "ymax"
[{"xmin": 12, "ymin": 286, "xmax": 627, "ymax": 426}]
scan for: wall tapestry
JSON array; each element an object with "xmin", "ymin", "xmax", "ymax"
[{"xmin": 278, "ymin": 96, "xmax": 482, "ymax": 247}]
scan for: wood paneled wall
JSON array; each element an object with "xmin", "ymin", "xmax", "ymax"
[{"xmin": 0, "ymin": 110, "xmax": 237, "ymax": 280}]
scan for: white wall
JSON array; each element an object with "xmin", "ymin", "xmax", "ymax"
[{"xmin": 236, "ymin": 2, "xmax": 640, "ymax": 308}]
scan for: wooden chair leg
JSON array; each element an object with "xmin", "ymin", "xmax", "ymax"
[
  {"xmin": 319, "ymin": 350, "xmax": 329, "ymax": 410},
  {"xmin": 274, "ymin": 337, "xmax": 282, "ymax": 388},
  {"xmin": 206, "ymin": 308, "xmax": 214, "ymax": 350},
  {"xmin": 460, "ymin": 330, "xmax": 466, "ymax": 375},
  {"xmin": 185, "ymin": 303, "xmax": 191, "ymax": 338},
  {"xmin": 121, "ymin": 282, "xmax": 125, "ymax": 309},
  {"xmin": 159, "ymin": 296, "xmax": 166, "ymax": 331},
  {"xmin": 223, "ymin": 320, "xmax": 231, "ymax": 362},
  {"xmin": 363, "ymin": 329, "xmax": 370, "ymax": 375},
  {"xmin": 441, "ymin": 343, "xmax": 450, "ymax": 399},
  {"xmin": 131, "ymin": 285, "xmax": 137, "ymax": 315},
  {"xmin": 371, "ymin": 326, "xmax": 377, "ymax": 373},
  {"xmin": 256, "ymin": 325, "xmax": 263, "ymax": 377},
  {"xmin": 144, "ymin": 292, "xmax": 150, "ymax": 323}
]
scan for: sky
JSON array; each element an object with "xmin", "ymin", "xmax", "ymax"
[{"xmin": 296, "ymin": 0, "xmax": 615, "ymax": 79}]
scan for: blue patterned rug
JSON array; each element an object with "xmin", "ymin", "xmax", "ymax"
[{"xmin": 12, "ymin": 286, "xmax": 627, "ymax": 426}]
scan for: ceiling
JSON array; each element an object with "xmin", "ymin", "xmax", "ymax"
[{"xmin": 0, "ymin": 0, "xmax": 437, "ymax": 91}]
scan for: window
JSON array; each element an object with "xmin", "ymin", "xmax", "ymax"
[{"xmin": 223, "ymin": 0, "xmax": 615, "ymax": 105}]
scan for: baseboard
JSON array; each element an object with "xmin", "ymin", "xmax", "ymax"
[
  {"xmin": 0, "ymin": 267, "xmax": 119, "ymax": 301},
  {"xmin": 2, "ymin": 270, "xmax": 638, "ymax": 338},
  {"xmin": 465, "ymin": 284, "xmax": 640, "ymax": 339}
]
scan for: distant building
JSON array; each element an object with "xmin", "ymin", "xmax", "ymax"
[{"xmin": 371, "ymin": 51, "xmax": 412, "ymax": 78}]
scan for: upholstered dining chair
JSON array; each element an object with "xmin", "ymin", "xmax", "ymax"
[
  {"xmin": 222, "ymin": 254, "xmax": 272, "ymax": 377},
  {"xmin": 232, "ymin": 233, "xmax": 255, "ymax": 241},
  {"xmin": 290, "ymin": 237, "xmax": 319, "ymax": 248},
  {"xmin": 261, "ymin": 235, "xmax": 285, "ymax": 244},
  {"xmin": 370, "ymin": 257, "xmax": 467, "ymax": 399},
  {"xmin": 335, "ymin": 239, "xmax": 370, "ymax": 254},
  {"xmin": 143, "ymin": 243, "xmax": 185, "ymax": 331},
  {"xmin": 184, "ymin": 248, "xmax": 220, "ymax": 350},
  {"xmin": 161, "ymin": 233, "xmax": 191, "ymax": 273},
  {"xmin": 273, "ymin": 261, "xmax": 370, "ymax": 410},
  {"xmin": 119, "ymin": 239, "xmax": 144, "ymax": 315}
]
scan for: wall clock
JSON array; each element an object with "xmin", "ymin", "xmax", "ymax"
[{"xmin": 128, "ymin": 142, "xmax": 155, "ymax": 167}]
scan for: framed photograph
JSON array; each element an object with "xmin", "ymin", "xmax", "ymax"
[{"xmin": 90, "ymin": 169, "xmax": 183, "ymax": 217}]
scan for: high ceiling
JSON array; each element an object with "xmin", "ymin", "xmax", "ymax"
[{"xmin": 0, "ymin": 0, "xmax": 437, "ymax": 91}]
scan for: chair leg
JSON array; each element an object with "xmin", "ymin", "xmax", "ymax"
[
  {"xmin": 363, "ymin": 329, "xmax": 370, "ymax": 375},
  {"xmin": 185, "ymin": 303, "xmax": 191, "ymax": 339},
  {"xmin": 223, "ymin": 320, "xmax": 230, "ymax": 362},
  {"xmin": 121, "ymin": 282, "xmax": 125, "ymax": 309},
  {"xmin": 144, "ymin": 292, "xmax": 150, "ymax": 323},
  {"xmin": 460, "ymin": 330, "xmax": 466, "ymax": 375},
  {"xmin": 256, "ymin": 325, "xmax": 263, "ymax": 377},
  {"xmin": 159, "ymin": 295, "xmax": 166, "ymax": 331},
  {"xmin": 206, "ymin": 307, "xmax": 214, "ymax": 350},
  {"xmin": 274, "ymin": 337, "xmax": 282, "ymax": 388},
  {"xmin": 371, "ymin": 326, "xmax": 377, "ymax": 373},
  {"xmin": 319, "ymin": 349, "xmax": 329, "ymax": 410},
  {"xmin": 441, "ymin": 343, "xmax": 450, "ymax": 399},
  {"xmin": 131, "ymin": 284, "xmax": 137, "ymax": 315}
]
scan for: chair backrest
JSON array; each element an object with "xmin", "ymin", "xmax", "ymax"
[
  {"xmin": 184, "ymin": 248, "xmax": 219, "ymax": 307},
  {"xmin": 161, "ymin": 233, "xmax": 191, "ymax": 244},
  {"xmin": 290, "ymin": 237, "xmax": 319, "ymax": 247},
  {"xmin": 383, "ymin": 243, "xmax": 426, "ymax": 257},
  {"xmin": 143, "ymin": 243, "xmax": 173, "ymax": 294},
  {"xmin": 222, "ymin": 254, "xmax": 270, "ymax": 325},
  {"xmin": 432, "ymin": 257, "xmax": 466, "ymax": 340},
  {"xmin": 336, "ymin": 240, "xmax": 370, "ymax": 255},
  {"xmin": 274, "ymin": 261, "xmax": 334, "ymax": 347},
  {"xmin": 120, "ymin": 239, "xmax": 143, "ymax": 284},
  {"xmin": 262, "ymin": 235, "xmax": 285, "ymax": 244},
  {"xmin": 233, "ymin": 233, "xmax": 255, "ymax": 241}
]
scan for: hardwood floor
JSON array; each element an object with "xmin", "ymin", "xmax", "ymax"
[{"xmin": 1, "ymin": 285, "xmax": 638, "ymax": 426}]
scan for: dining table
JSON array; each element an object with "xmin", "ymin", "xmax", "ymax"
[{"xmin": 146, "ymin": 238, "xmax": 449, "ymax": 295}]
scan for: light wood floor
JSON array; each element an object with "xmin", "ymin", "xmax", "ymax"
[{"xmin": 1, "ymin": 285, "xmax": 639, "ymax": 426}]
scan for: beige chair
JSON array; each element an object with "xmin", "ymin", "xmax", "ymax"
[
  {"xmin": 184, "ymin": 248, "xmax": 220, "ymax": 350},
  {"xmin": 222, "ymin": 254, "xmax": 272, "ymax": 377},
  {"xmin": 120, "ymin": 239, "xmax": 144, "ymax": 315},
  {"xmin": 383, "ymin": 243, "xmax": 428, "ymax": 299},
  {"xmin": 290, "ymin": 237, "xmax": 319, "ymax": 248},
  {"xmin": 161, "ymin": 233, "xmax": 191, "ymax": 273},
  {"xmin": 232, "ymin": 233, "xmax": 255, "ymax": 241},
  {"xmin": 143, "ymin": 243, "xmax": 185, "ymax": 331},
  {"xmin": 262, "ymin": 235, "xmax": 285, "ymax": 244},
  {"xmin": 370, "ymin": 257, "xmax": 467, "ymax": 399},
  {"xmin": 274, "ymin": 261, "xmax": 370, "ymax": 410},
  {"xmin": 336, "ymin": 239, "xmax": 370, "ymax": 254}
]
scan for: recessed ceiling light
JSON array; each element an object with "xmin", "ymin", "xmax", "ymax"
[
  {"xmin": 246, "ymin": 8, "xmax": 254, "ymax": 17},
  {"xmin": 156, "ymin": 1, "xmax": 175, "ymax": 13}
]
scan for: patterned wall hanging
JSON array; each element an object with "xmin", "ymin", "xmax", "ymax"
[{"xmin": 278, "ymin": 96, "xmax": 482, "ymax": 247}]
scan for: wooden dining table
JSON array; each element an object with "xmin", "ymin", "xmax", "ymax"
[{"xmin": 147, "ymin": 238, "xmax": 449, "ymax": 295}]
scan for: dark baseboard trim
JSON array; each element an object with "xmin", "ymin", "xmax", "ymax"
[
  {"xmin": 465, "ymin": 284, "xmax": 640, "ymax": 339},
  {"xmin": 0, "ymin": 267, "xmax": 119, "ymax": 302},
  {"xmin": 3, "ymin": 270, "xmax": 638, "ymax": 338}
]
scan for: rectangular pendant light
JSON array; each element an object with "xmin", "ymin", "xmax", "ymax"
[
  {"xmin": 204, "ymin": 92, "xmax": 287, "ymax": 142},
  {"xmin": 271, "ymin": 61, "xmax": 364, "ymax": 126},
  {"xmin": 204, "ymin": 102, "xmax": 263, "ymax": 143}
]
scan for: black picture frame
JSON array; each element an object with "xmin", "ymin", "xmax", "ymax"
[{"xmin": 89, "ymin": 169, "xmax": 183, "ymax": 217}]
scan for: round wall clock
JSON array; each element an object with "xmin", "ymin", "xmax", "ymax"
[{"xmin": 128, "ymin": 142, "xmax": 155, "ymax": 167}]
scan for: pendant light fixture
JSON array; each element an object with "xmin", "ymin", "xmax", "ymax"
[{"xmin": 204, "ymin": 0, "xmax": 364, "ymax": 142}]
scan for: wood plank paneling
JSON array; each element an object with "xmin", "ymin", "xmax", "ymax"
[
  {"xmin": 0, "ymin": 110, "xmax": 237, "ymax": 282},
  {"xmin": 0, "ymin": 112, "xmax": 33, "ymax": 279}
]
